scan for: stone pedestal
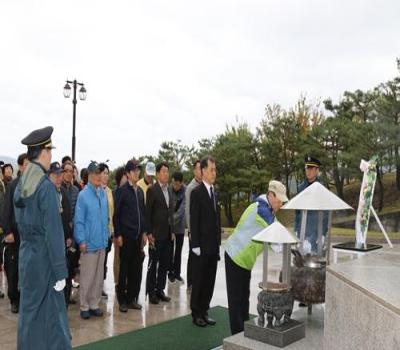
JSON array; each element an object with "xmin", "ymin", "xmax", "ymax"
[
  {"xmin": 324, "ymin": 247, "xmax": 400, "ymax": 350},
  {"xmin": 244, "ymin": 318, "xmax": 305, "ymax": 348},
  {"xmin": 224, "ymin": 305, "xmax": 324, "ymax": 350}
]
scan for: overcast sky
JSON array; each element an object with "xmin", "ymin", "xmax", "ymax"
[{"xmin": 1, "ymin": 0, "xmax": 399, "ymax": 169}]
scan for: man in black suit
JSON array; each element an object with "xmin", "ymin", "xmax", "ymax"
[
  {"xmin": 145, "ymin": 162, "xmax": 174, "ymax": 304},
  {"xmin": 190, "ymin": 156, "xmax": 221, "ymax": 327}
]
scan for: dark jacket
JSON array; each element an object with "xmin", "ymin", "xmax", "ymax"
[
  {"xmin": 61, "ymin": 182, "xmax": 79, "ymax": 220},
  {"xmin": 0, "ymin": 180, "xmax": 6, "ymax": 232},
  {"xmin": 2, "ymin": 177, "xmax": 20, "ymax": 244},
  {"xmin": 114, "ymin": 182, "xmax": 145, "ymax": 240},
  {"xmin": 58, "ymin": 186, "xmax": 72, "ymax": 240},
  {"xmin": 190, "ymin": 182, "xmax": 221, "ymax": 255},
  {"xmin": 171, "ymin": 184, "xmax": 186, "ymax": 234},
  {"xmin": 145, "ymin": 182, "xmax": 174, "ymax": 240}
]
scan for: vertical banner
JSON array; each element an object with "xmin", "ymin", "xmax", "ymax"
[{"xmin": 355, "ymin": 157, "xmax": 377, "ymax": 245}]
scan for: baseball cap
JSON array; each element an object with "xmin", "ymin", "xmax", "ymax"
[
  {"xmin": 268, "ymin": 180, "xmax": 288, "ymax": 203},
  {"xmin": 145, "ymin": 162, "xmax": 156, "ymax": 176},
  {"xmin": 48, "ymin": 162, "xmax": 64, "ymax": 175},
  {"xmin": 87, "ymin": 161, "xmax": 101, "ymax": 174},
  {"xmin": 125, "ymin": 159, "xmax": 142, "ymax": 173}
]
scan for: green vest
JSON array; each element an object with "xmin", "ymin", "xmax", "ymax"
[{"xmin": 225, "ymin": 202, "xmax": 269, "ymax": 271}]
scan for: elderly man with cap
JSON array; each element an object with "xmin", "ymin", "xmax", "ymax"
[
  {"xmin": 13, "ymin": 126, "xmax": 71, "ymax": 349},
  {"xmin": 114, "ymin": 159, "xmax": 146, "ymax": 312},
  {"xmin": 224, "ymin": 180, "xmax": 288, "ymax": 335},
  {"xmin": 74, "ymin": 161, "xmax": 109, "ymax": 320},
  {"xmin": 137, "ymin": 161, "xmax": 156, "ymax": 203},
  {"xmin": 48, "ymin": 162, "xmax": 76, "ymax": 307},
  {"xmin": 294, "ymin": 155, "xmax": 328, "ymax": 254}
]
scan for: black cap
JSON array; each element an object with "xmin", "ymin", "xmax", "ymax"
[
  {"xmin": 87, "ymin": 161, "xmax": 101, "ymax": 174},
  {"xmin": 21, "ymin": 126, "xmax": 55, "ymax": 149},
  {"xmin": 48, "ymin": 162, "xmax": 64, "ymax": 175},
  {"xmin": 125, "ymin": 159, "xmax": 141, "ymax": 173},
  {"xmin": 305, "ymin": 155, "xmax": 321, "ymax": 168}
]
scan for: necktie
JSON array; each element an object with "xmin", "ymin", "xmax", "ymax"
[{"xmin": 210, "ymin": 186, "xmax": 216, "ymax": 211}]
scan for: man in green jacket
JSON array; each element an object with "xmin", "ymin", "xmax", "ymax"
[{"xmin": 224, "ymin": 180, "xmax": 288, "ymax": 335}]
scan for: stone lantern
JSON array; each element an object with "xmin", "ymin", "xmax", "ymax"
[
  {"xmin": 244, "ymin": 221, "xmax": 305, "ymax": 348},
  {"xmin": 282, "ymin": 181, "xmax": 352, "ymax": 261},
  {"xmin": 281, "ymin": 181, "xmax": 352, "ymax": 313}
]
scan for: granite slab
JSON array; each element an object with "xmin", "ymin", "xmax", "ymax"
[{"xmin": 327, "ymin": 246, "xmax": 400, "ymax": 316}]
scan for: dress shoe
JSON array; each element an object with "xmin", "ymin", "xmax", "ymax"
[
  {"xmin": 156, "ymin": 292, "xmax": 171, "ymax": 302},
  {"xmin": 119, "ymin": 304, "xmax": 128, "ymax": 313},
  {"xmin": 149, "ymin": 295, "xmax": 160, "ymax": 304},
  {"xmin": 193, "ymin": 317, "xmax": 207, "ymax": 327},
  {"xmin": 175, "ymin": 276, "xmax": 184, "ymax": 283},
  {"xmin": 127, "ymin": 302, "xmax": 142, "ymax": 310},
  {"xmin": 11, "ymin": 303, "xmax": 19, "ymax": 314},
  {"xmin": 203, "ymin": 315, "xmax": 216, "ymax": 325},
  {"xmin": 168, "ymin": 273, "xmax": 176, "ymax": 283},
  {"xmin": 299, "ymin": 302, "xmax": 307, "ymax": 307},
  {"xmin": 89, "ymin": 308, "xmax": 104, "ymax": 317},
  {"xmin": 80, "ymin": 311, "xmax": 91, "ymax": 320}
]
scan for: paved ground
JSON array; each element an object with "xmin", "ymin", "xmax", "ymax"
[{"xmin": 0, "ymin": 239, "xmax": 337, "ymax": 349}]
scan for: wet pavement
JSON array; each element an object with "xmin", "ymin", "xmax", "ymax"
[{"xmin": 0, "ymin": 240, "xmax": 311, "ymax": 349}]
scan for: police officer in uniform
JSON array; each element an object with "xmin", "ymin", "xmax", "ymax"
[
  {"xmin": 294, "ymin": 155, "xmax": 328, "ymax": 253},
  {"xmin": 14, "ymin": 126, "xmax": 71, "ymax": 350}
]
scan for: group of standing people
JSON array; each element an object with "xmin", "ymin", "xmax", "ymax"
[
  {"xmin": 0, "ymin": 125, "xmax": 322, "ymax": 350},
  {"xmin": 0, "ymin": 126, "xmax": 225, "ymax": 349}
]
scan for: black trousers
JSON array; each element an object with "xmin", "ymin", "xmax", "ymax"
[
  {"xmin": 169, "ymin": 234, "xmax": 184, "ymax": 278},
  {"xmin": 0, "ymin": 241, "xmax": 4, "ymax": 267},
  {"xmin": 103, "ymin": 238, "xmax": 112, "ymax": 280},
  {"xmin": 146, "ymin": 238, "xmax": 170, "ymax": 297},
  {"xmin": 190, "ymin": 253, "xmax": 218, "ymax": 318},
  {"xmin": 118, "ymin": 236, "xmax": 143, "ymax": 305},
  {"xmin": 4, "ymin": 243, "xmax": 19, "ymax": 305},
  {"xmin": 186, "ymin": 239, "xmax": 194, "ymax": 287},
  {"xmin": 64, "ymin": 247, "xmax": 76, "ymax": 306},
  {"xmin": 225, "ymin": 252, "xmax": 251, "ymax": 334}
]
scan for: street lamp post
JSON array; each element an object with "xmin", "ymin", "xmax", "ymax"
[{"xmin": 63, "ymin": 79, "xmax": 87, "ymax": 162}]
